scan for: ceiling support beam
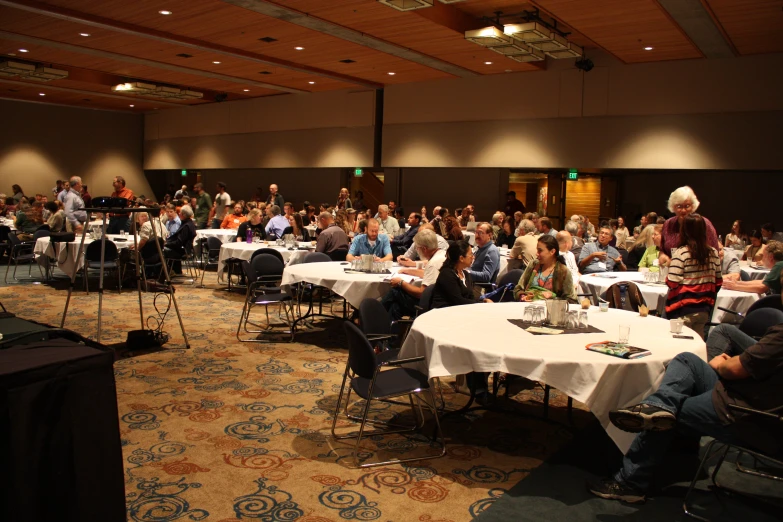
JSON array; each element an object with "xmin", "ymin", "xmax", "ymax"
[
  {"xmin": 221, "ymin": 0, "xmax": 477, "ymax": 78},
  {"xmin": 656, "ymin": 0, "xmax": 735, "ymax": 59},
  {"xmin": 0, "ymin": 0, "xmax": 383, "ymax": 89},
  {"xmin": 0, "ymin": 77, "xmax": 184, "ymax": 106},
  {"xmin": 0, "ymin": 30, "xmax": 307, "ymax": 94}
]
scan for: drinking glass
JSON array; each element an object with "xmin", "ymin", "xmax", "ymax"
[
  {"xmin": 619, "ymin": 325, "xmax": 630, "ymax": 344},
  {"xmin": 670, "ymin": 318, "xmax": 684, "ymax": 334},
  {"xmin": 599, "ymin": 302, "xmax": 609, "ymax": 312},
  {"xmin": 567, "ymin": 311, "xmax": 578, "ymax": 329},
  {"xmin": 523, "ymin": 306, "xmax": 533, "ymax": 324},
  {"xmin": 534, "ymin": 306, "xmax": 545, "ymax": 326},
  {"xmin": 119, "ymin": 229, "xmax": 124, "ymax": 237},
  {"xmin": 578, "ymin": 311, "xmax": 588, "ymax": 328}
]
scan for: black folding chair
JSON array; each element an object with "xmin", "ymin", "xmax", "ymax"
[
  {"xmin": 199, "ymin": 237, "xmax": 223, "ymax": 287},
  {"xmin": 331, "ymin": 321, "xmax": 445, "ymax": 468},
  {"xmin": 5, "ymin": 230, "xmax": 46, "ymax": 283},
  {"xmin": 236, "ymin": 256, "xmax": 294, "ymax": 342},
  {"xmin": 83, "ymin": 239, "xmax": 121, "ymax": 293},
  {"xmin": 250, "ymin": 247, "xmax": 285, "ymax": 265},
  {"xmin": 683, "ymin": 404, "xmax": 783, "ymax": 521}
]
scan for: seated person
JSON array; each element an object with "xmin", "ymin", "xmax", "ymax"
[
  {"xmin": 761, "ymin": 222, "xmax": 783, "ymax": 244},
  {"xmin": 382, "ymin": 229, "xmax": 447, "ymax": 320},
  {"xmin": 510, "ymin": 219, "xmax": 539, "ymax": 268},
  {"xmin": 164, "ymin": 205, "xmax": 196, "ymax": 262},
  {"xmin": 346, "ymin": 218, "xmax": 392, "ymax": 262},
  {"xmin": 742, "ymin": 230, "xmax": 766, "ymax": 263},
  {"xmin": 466, "ymin": 223, "xmax": 500, "ymax": 290},
  {"xmin": 589, "ymin": 324, "xmax": 783, "ymax": 504},
  {"xmin": 390, "ymin": 212, "xmax": 421, "ymax": 257},
  {"xmin": 718, "ymin": 243, "xmax": 741, "ymax": 281},
  {"xmin": 14, "ymin": 201, "xmax": 42, "ymax": 238},
  {"xmin": 376, "ymin": 204, "xmax": 400, "ymax": 236},
  {"xmin": 556, "ymin": 231, "xmax": 580, "ymax": 292},
  {"xmin": 513, "ymin": 235, "xmax": 577, "ymax": 302},
  {"xmin": 264, "ymin": 204, "xmax": 289, "ymax": 240},
  {"xmin": 578, "ymin": 225, "xmax": 626, "ymax": 274},
  {"xmin": 397, "ymin": 224, "xmax": 449, "ymax": 266},
  {"xmin": 443, "ymin": 215, "xmax": 463, "ymax": 241},
  {"xmin": 724, "ymin": 240, "xmax": 783, "ymax": 295},
  {"xmin": 706, "ymin": 323, "xmax": 759, "ymax": 360},
  {"xmin": 282, "ymin": 213, "xmax": 311, "ymax": 241},
  {"xmin": 123, "ymin": 209, "xmax": 167, "ymax": 273},
  {"xmin": 636, "ymin": 225, "xmax": 661, "ymax": 272},
  {"xmin": 44, "ymin": 201, "xmax": 65, "ymax": 233},
  {"xmin": 220, "ymin": 203, "xmax": 247, "ymax": 230},
  {"xmin": 235, "ymin": 209, "xmax": 265, "ymax": 242},
  {"xmin": 432, "ymin": 240, "xmax": 493, "ymax": 309},
  {"xmin": 495, "ymin": 216, "xmax": 516, "ymax": 249},
  {"xmin": 315, "ymin": 212, "xmax": 349, "ymax": 257},
  {"xmin": 164, "ymin": 204, "xmax": 181, "ymax": 236}
]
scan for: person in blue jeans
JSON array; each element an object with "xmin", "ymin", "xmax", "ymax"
[{"xmin": 588, "ymin": 324, "xmax": 783, "ymax": 503}]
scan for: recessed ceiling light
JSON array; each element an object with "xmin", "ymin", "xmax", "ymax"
[
  {"xmin": 158, "ymin": 10, "xmax": 172, "ymax": 15},
  {"xmin": 129, "ymin": 104, "xmax": 134, "ymax": 107},
  {"xmin": 79, "ymin": 33, "xmax": 90, "ymax": 37},
  {"xmin": 39, "ymin": 93, "xmax": 45, "ymax": 96},
  {"xmin": 644, "ymin": 46, "xmax": 653, "ymax": 51},
  {"xmin": 19, "ymin": 49, "xmax": 28, "ymax": 53},
  {"xmin": 485, "ymin": 61, "xmax": 492, "ymax": 65},
  {"xmin": 308, "ymin": 81, "xmax": 315, "ymax": 84},
  {"xmin": 243, "ymin": 89, "xmax": 249, "ymax": 91},
  {"xmin": 213, "ymin": 61, "xmax": 221, "ymax": 64},
  {"xmin": 387, "ymin": 72, "xmax": 395, "ymax": 76},
  {"xmin": 294, "ymin": 46, "xmax": 304, "ymax": 51}
]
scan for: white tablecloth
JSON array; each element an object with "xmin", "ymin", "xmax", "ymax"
[
  {"xmin": 738, "ymin": 260, "xmax": 769, "ymax": 281},
  {"xmin": 217, "ymin": 243, "xmax": 312, "ymax": 279},
  {"xmin": 399, "ymin": 302, "xmax": 706, "ymax": 452},
  {"xmin": 196, "ymin": 228, "xmax": 238, "ymax": 244},
  {"xmin": 34, "ymin": 234, "xmax": 136, "ymax": 275},
  {"xmin": 579, "ymin": 272, "xmax": 759, "ymax": 323},
  {"xmin": 281, "ymin": 261, "xmax": 420, "ymax": 308}
]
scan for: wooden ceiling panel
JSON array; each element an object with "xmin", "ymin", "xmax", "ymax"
[
  {"xmin": 531, "ymin": 0, "xmax": 702, "ymax": 62},
  {"xmin": 705, "ymin": 0, "xmax": 783, "ymax": 55},
  {"xmin": 21, "ymin": 0, "xmax": 452, "ymax": 84},
  {"xmin": 266, "ymin": 0, "xmax": 541, "ymax": 74}
]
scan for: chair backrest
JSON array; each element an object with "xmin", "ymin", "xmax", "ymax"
[
  {"xmin": 8, "ymin": 231, "xmax": 21, "ymax": 247},
  {"xmin": 0, "ymin": 225, "xmax": 10, "ymax": 242},
  {"xmin": 251, "ymin": 247, "xmax": 285, "ymax": 265},
  {"xmin": 304, "ymin": 252, "xmax": 331, "ymax": 263},
  {"xmin": 605, "ymin": 282, "xmax": 646, "ymax": 312},
  {"xmin": 746, "ymin": 294, "xmax": 783, "ymax": 316},
  {"xmin": 418, "ymin": 284, "xmax": 437, "ymax": 314},
  {"xmin": 328, "ymin": 249, "xmax": 348, "ymax": 262},
  {"xmin": 32, "ymin": 229, "xmax": 50, "ymax": 240},
  {"xmin": 343, "ymin": 321, "xmax": 378, "ymax": 380},
  {"xmin": 359, "ymin": 298, "xmax": 391, "ymax": 336},
  {"xmin": 250, "ymin": 253, "xmax": 284, "ymax": 285},
  {"xmin": 36, "ymin": 224, "xmax": 50, "ymax": 232},
  {"xmin": 206, "ymin": 237, "xmax": 223, "ymax": 260},
  {"xmin": 85, "ymin": 239, "xmax": 119, "ymax": 262},
  {"xmin": 739, "ymin": 308, "xmax": 783, "ymax": 339},
  {"xmin": 497, "ymin": 269, "xmax": 524, "ymax": 289},
  {"xmin": 241, "ymin": 260, "xmax": 256, "ymax": 290}
]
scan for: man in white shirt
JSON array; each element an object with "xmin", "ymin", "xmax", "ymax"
[
  {"xmin": 211, "ymin": 182, "xmax": 231, "ymax": 229},
  {"xmin": 556, "ymin": 230, "xmax": 580, "ymax": 291},
  {"xmin": 397, "ymin": 223, "xmax": 449, "ymax": 266},
  {"xmin": 383, "ymin": 229, "xmax": 446, "ymax": 321},
  {"xmin": 377, "ymin": 204, "xmax": 400, "ymax": 236},
  {"xmin": 62, "ymin": 177, "xmax": 86, "ymax": 233}
]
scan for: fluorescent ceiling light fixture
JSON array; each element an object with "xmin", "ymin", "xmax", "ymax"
[
  {"xmin": 465, "ymin": 26, "xmax": 512, "ymax": 47},
  {"xmin": 507, "ymin": 48, "xmax": 546, "ymax": 62},
  {"xmin": 26, "ymin": 65, "xmax": 69, "ymax": 81},
  {"xmin": 489, "ymin": 41, "xmax": 537, "ymax": 57},
  {"xmin": 158, "ymin": 10, "xmax": 172, "ymax": 15},
  {"xmin": 529, "ymin": 33, "xmax": 568, "ymax": 52},
  {"xmin": 112, "ymin": 82, "xmax": 155, "ymax": 93},
  {"xmin": 0, "ymin": 61, "xmax": 36, "ymax": 76},
  {"xmin": 377, "ymin": 0, "xmax": 434, "ymax": 11},
  {"xmin": 503, "ymin": 22, "xmax": 551, "ymax": 42},
  {"xmin": 545, "ymin": 42, "xmax": 583, "ymax": 59}
]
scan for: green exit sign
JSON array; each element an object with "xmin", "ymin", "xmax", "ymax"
[
  {"xmin": 567, "ymin": 169, "xmax": 578, "ymax": 180},
  {"xmin": 181, "ymin": 170, "xmax": 187, "ymax": 177},
  {"xmin": 354, "ymin": 168, "xmax": 363, "ymax": 177}
]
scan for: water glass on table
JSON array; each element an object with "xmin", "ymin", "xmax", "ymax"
[
  {"xmin": 670, "ymin": 318, "xmax": 684, "ymax": 334},
  {"xmin": 578, "ymin": 311, "xmax": 588, "ymax": 328},
  {"xmin": 523, "ymin": 306, "xmax": 533, "ymax": 324},
  {"xmin": 619, "ymin": 325, "xmax": 630, "ymax": 344}
]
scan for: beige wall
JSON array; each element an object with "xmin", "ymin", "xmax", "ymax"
[{"xmin": 0, "ymin": 99, "xmax": 151, "ymax": 201}]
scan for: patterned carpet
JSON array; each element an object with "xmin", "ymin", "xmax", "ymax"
[{"xmin": 0, "ymin": 281, "xmax": 589, "ymax": 522}]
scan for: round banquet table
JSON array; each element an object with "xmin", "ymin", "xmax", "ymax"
[
  {"xmin": 398, "ymin": 302, "xmax": 706, "ymax": 453},
  {"xmin": 579, "ymin": 271, "xmax": 760, "ymax": 323},
  {"xmin": 217, "ymin": 242, "xmax": 313, "ymax": 280},
  {"xmin": 281, "ymin": 261, "xmax": 421, "ymax": 309},
  {"xmin": 34, "ymin": 234, "xmax": 137, "ymax": 275},
  {"xmin": 738, "ymin": 260, "xmax": 770, "ymax": 281},
  {"xmin": 196, "ymin": 228, "xmax": 238, "ymax": 244}
]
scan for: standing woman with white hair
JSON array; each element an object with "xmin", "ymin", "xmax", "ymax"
[{"xmin": 659, "ymin": 186, "xmax": 719, "ymax": 266}]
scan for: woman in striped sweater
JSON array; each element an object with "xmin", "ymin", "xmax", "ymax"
[{"xmin": 665, "ymin": 213, "xmax": 722, "ymax": 339}]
